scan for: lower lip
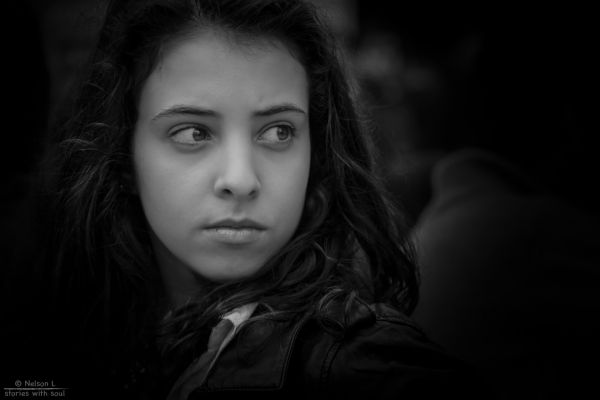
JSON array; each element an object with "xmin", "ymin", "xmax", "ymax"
[{"xmin": 203, "ymin": 227, "xmax": 265, "ymax": 244}]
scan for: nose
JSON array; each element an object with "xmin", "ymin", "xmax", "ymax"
[{"xmin": 213, "ymin": 136, "xmax": 260, "ymax": 200}]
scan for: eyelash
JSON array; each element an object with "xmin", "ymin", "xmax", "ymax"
[
  {"xmin": 167, "ymin": 123, "xmax": 296, "ymax": 148},
  {"xmin": 168, "ymin": 125, "xmax": 213, "ymax": 147},
  {"xmin": 257, "ymin": 124, "xmax": 296, "ymax": 144}
]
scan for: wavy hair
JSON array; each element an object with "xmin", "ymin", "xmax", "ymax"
[{"xmin": 39, "ymin": 0, "xmax": 418, "ymax": 385}]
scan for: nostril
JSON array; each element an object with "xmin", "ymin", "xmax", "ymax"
[{"xmin": 221, "ymin": 187, "xmax": 234, "ymax": 196}]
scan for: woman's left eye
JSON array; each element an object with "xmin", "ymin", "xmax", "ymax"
[{"xmin": 257, "ymin": 125, "xmax": 295, "ymax": 146}]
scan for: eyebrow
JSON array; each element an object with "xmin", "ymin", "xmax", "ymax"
[
  {"xmin": 253, "ymin": 103, "xmax": 307, "ymax": 117},
  {"xmin": 151, "ymin": 103, "xmax": 306, "ymax": 121},
  {"xmin": 151, "ymin": 105, "xmax": 217, "ymax": 121}
]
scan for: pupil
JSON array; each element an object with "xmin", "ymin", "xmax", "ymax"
[
  {"xmin": 277, "ymin": 127, "xmax": 288, "ymax": 140},
  {"xmin": 192, "ymin": 128, "xmax": 205, "ymax": 141}
]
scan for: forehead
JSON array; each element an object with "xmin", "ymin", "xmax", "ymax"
[{"xmin": 137, "ymin": 29, "xmax": 309, "ymax": 115}]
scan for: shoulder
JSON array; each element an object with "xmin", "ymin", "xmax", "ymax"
[{"xmin": 291, "ymin": 297, "xmax": 489, "ymax": 399}]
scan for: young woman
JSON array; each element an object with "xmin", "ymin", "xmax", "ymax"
[{"xmin": 9, "ymin": 0, "xmax": 485, "ymax": 398}]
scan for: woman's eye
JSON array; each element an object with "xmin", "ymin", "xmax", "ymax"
[
  {"xmin": 258, "ymin": 125, "xmax": 295, "ymax": 146},
  {"xmin": 169, "ymin": 126, "xmax": 212, "ymax": 146}
]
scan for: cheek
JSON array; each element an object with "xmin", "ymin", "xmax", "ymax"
[
  {"xmin": 267, "ymin": 146, "xmax": 311, "ymax": 226},
  {"xmin": 133, "ymin": 141, "xmax": 201, "ymax": 226},
  {"xmin": 135, "ymin": 154, "xmax": 171, "ymax": 213}
]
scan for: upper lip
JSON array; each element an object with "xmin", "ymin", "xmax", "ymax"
[{"xmin": 205, "ymin": 218, "xmax": 267, "ymax": 230}]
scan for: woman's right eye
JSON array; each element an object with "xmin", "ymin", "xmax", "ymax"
[{"xmin": 169, "ymin": 125, "xmax": 213, "ymax": 146}]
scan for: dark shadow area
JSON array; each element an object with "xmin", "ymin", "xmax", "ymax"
[
  {"xmin": 1, "ymin": 1, "xmax": 49, "ymax": 307},
  {"xmin": 353, "ymin": 3, "xmax": 599, "ymax": 398}
]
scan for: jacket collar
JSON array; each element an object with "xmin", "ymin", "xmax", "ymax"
[
  {"xmin": 167, "ymin": 303, "xmax": 259, "ymax": 399},
  {"xmin": 184, "ymin": 297, "xmax": 375, "ymax": 394},
  {"xmin": 198, "ymin": 311, "xmax": 310, "ymax": 392}
]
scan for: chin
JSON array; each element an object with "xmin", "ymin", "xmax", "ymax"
[{"xmin": 192, "ymin": 261, "xmax": 266, "ymax": 283}]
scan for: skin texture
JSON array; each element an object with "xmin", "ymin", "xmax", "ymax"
[{"xmin": 133, "ymin": 30, "xmax": 311, "ymax": 306}]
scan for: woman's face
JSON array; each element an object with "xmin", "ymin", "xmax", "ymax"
[{"xmin": 133, "ymin": 31, "xmax": 310, "ymax": 298}]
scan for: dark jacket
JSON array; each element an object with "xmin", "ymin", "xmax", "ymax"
[{"xmin": 173, "ymin": 297, "xmax": 487, "ymax": 399}]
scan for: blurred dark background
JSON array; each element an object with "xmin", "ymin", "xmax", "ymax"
[{"xmin": 2, "ymin": 1, "xmax": 598, "ymax": 398}]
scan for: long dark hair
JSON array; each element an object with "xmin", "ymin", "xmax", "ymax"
[{"xmin": 36, "ymin": 0, "xmax": 417, "ymax": 388}]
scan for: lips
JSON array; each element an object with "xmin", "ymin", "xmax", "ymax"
[
  {"xmin": 204, "ymin": 218, "xmax": 267, "ymax": 230},
  {"xmin": 203, "ymin": 218, "xmax": 267, "ymax": 244}
]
